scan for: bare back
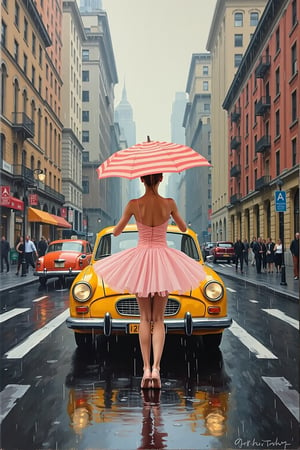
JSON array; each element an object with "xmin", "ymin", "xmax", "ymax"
[{"xmin": 134, "ymin": 194, "xmax": 171, "ymax": 227}]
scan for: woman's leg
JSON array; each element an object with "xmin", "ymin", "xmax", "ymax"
[
  {"xmin": 151, "ymin": 294, "xmax": 168, "ymax": 386},
  {"xmin": 137, "ymin": 296, "xmax": 152, "ymax": 386}
]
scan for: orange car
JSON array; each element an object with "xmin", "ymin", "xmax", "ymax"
[{"xmin": 34, "ymin": 239, "xmax": 93, "ymax": 285}]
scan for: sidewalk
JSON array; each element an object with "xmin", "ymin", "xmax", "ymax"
[
  {"xmin": 0, "ymin": 260, "xmax": 299, "ymax": 301},
  {"xmin": 206, "ymin": 257, "xmax": 299, "ymax": 303}
]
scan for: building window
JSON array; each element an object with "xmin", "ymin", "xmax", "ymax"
[
  {"xmin": 276, "ymin": 151, "xmax": 280, "ymax": 176},
  {"xmin": 82, "ymin": 151, "xmax": 89, "ymax": 162},
  {"xmin": 246, "ymin": 176, "xmax": 249, "ymax": 194},
  {"xmin": 24, "ymin": 17, "xmax": 28, "ymax": 42},
  {"xmin": 32, "ymin": 32, "xmax": 36, "ymax": 56},
  {"xmin": 275, "ymin": 67, "xmax": 280, "ymax": 95},
  {"xmin": 82, "ymin": 70, "xmax": 89, "ymax": 82},
  {"xmin": 32, "ymin": 65, "xmax": 35, "ymax": 86},
  {"xmin": 82, "ymin": 180, "xmax": 89, "ymax": 194},
  {"xmin": 82, "ymin": 111, "xmax": 89, "ymax": 122},
  {"xmin": 292, "ymin": 138, "xmax": 297, "ymax": 165},
  {"xmin": 234, "ymin": 12, "xmax": 243, "ymax": 27},
  {"xmin": 292, "ymin": 0, "xmax": 297, "ymax": 27},
  {"xmin": 82, "ymin": 90, "xmax": 89, "ymax": 102},
  {"xmin": 291, "ymin": 43, "xmax": 297, "ymax": 76},
  {"xmin": 1, "ymin": 20, "xmax": 7, "ymax": 47},
  {"xmin": 234, "ymin": 34, "xmax": 243, "ymax": 47},
  {"xmin": 14, "ymin": 39, "xmax": 19, "ymax": 63},
  {"xmin": 82, "ymin": 131, "xmax": 89, "ymax": 142},
  {"xmin": 39, "ymin": 45, "xmax": 42, "ymax": 66},
  {"xmin": 14, "ymin": 1, "xmax": 20, "ymax": 27},
  {"xmin": 203, "ymin": 65, "xmax": 209, "ymax": 75},
  {"xmin": 203, "ymin": 81, "xmax": 209, "ymax": 91},
  {"xmin": 275, "ymin": 110, "xmax": 280, "ymax": 136},
  {"xmin": 246, "ymin": 114, "xmax": 249, "ymax": 135},
  {"xmin": 204, "ymin": 104, "xmax": 210, "ymax": 113},
  {"xmin": 82, "ymin": 49, "xmax": 89, "ymax": 61},
  {"xmin": 275, "ymin": 27, "xmax": 280, "ymax": 53},
  {"xmin": 234, "ymin": 54, "xmax": 243, "ymax": 67},
  {"xmin": 38, "ymin": 76, "xmax": 42, "ymax": 95},
  {"xmin": 250, "ymin": 12, "xmax": 259, "ymax": 26},
  {"xmin": 245, "ymin": 84, "xmax": 249, "ymax": 104},
  {"xmin": 245, "ymin": 144, "xmax": 249, "ymax": 166},
  {"xmin": 291, "ymin": 90, "xmax": 297, "ymax": 122},
  {"xmin": 23, "ymin": 53, "xmax": 27, "ymax": 75}
]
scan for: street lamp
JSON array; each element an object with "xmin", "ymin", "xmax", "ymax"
[
  {"xmin": 21, "ymin": 169, "xmax": 46, "ymax": 277},
  {"xmin": 277, "ymin": 178, "xmax": 287, "ymax": 286}
]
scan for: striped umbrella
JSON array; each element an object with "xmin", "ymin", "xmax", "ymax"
[{"xmin": 97, "ymin": 138, "xmax": 211, "ymax": 179}]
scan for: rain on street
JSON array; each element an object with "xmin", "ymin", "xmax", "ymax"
[{"xmin": 0, "ymin": 276, "xmax": 299, "ymax": 450}]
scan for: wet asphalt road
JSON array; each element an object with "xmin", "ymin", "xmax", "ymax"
[{"xmin": 0, "ymin": 277, "xmax": 299, "ymax": 450}]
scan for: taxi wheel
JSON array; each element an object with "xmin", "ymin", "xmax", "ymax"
[{"xmin": 202, "ymin": 333, "xmax": 222, "ymax": 349}]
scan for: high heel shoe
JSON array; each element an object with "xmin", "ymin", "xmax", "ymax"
[
  {"xmin": 151, "ymin": 367, "xmax": 161, "ymax": 389},
  {"xmin": 141, "ymin": 369, "xmax": 152, "ymax": 389}
]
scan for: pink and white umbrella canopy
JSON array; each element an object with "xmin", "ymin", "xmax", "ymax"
[{"xmin": 97, "ymin": 139, "xmax": 211, "ymax": 179}]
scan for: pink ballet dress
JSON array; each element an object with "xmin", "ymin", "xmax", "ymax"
[{"xmin": 93, "ymin": 220, "xmax": 206, "ymax": 298}]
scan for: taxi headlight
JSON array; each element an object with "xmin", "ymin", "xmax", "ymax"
[
  {"xmin": 203, "ymin": 280, "xmax": 224, "ymax": 301},
  {"xmin": 72, "ymin": 282, "xmax": 92, "ymax": 302}
]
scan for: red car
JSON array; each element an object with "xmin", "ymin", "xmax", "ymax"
[
  {"xmin": 34, "ymin": 239, "xmax": 93, "ymax": 285},
  {"xmin": 211, "ymin": 241, "xmax": 235, "ymax": 263}
]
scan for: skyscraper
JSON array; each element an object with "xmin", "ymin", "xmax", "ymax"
[
  {"xmin": 80, "ymin": 0, "xmax": 103, "ymax": 11},
  {"xmin": 115, "ymin": 84, "xmax": 136, "ymax": 147}
]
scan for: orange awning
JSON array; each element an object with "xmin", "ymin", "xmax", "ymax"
[
  {"xmin": 51, "ymin": 214, "xmax": 72, "ymax": 228},
  {"xmin": 28, "ymin": 207, "xmax": 57, "ymax": 225}
]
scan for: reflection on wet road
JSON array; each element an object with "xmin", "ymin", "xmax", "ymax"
[{"xmin": 66, "ymin": 337, "xmax": 231, "ymax": 450}]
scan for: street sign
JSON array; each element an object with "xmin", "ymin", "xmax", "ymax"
[{"xmin": 275, "ymin": 190, "xmax": 286, "ymax": 212}]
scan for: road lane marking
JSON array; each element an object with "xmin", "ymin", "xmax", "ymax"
[
  {"xmin": 262, "ymin": 376, "xmax": 300, "ymax": 422},
  {"xmin": 0, "ymin": 308, "xmax": 30, "ymax": 323},
  {"xmin": 32, "ymin": 296, "xmax": 48, "ymax": 303},
  {"xmin": 0, "ymin": 384, "xmax": 30, "ymax": 424},
  {"xmin": 262, "ymin": 309, "xmax": 299, "ymax": 330},
  {"xmin": 229, "ymin": 320, "xmax": 278, "ymax": 359},
  {"xmin": 4, "ymin": 309, "xmax": 69, "ymax": 359},
  {"xmin": 226, "ymin": 287, "xmax": 236, "ymax": 293},
  {"xmin": 249, "ymin": 299, "xmax": 259, "ymax": 303}
]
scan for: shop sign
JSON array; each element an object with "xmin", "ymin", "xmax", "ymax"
[
  {"xmin": 60, "ymin": 207, "xmax": 67, "ymax": 219},
  {"xmin": 29, "ymin": 193, "xmax": 39, "ymax": 206},
  {"xmin": 1, "ymin": 186, "xmax": 10, "ymax": 205}
]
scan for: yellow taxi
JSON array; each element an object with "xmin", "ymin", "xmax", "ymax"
[{"xmin": 66, "ymin": 224, "xmax": 232, "ymax": 349}]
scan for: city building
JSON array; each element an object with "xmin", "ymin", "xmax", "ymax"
[
  {"xmin": 61, "ymin": 0, "xmax": 86, "ymax": 232},
  {"xmin": 183, "ymin": 53, "xmax": 212, "ymax": 242},
  {"xmin": 115, "ymin": 83, "xmax": 136, "ymax": 147},
  {"xmin": 206, "ymin": 0, "xmax": 267, "ymax": 241},
  {"xmin": 223, "ymin": 0, "xmax": 299, "ymax": 257},
  {"xmin": 1, "ymin": 0, "xmax": 68, "ymax": 246},
  {"xmin": 79, "ymin": 3, "xmax": 120, "ymax": 238},
  {"xmin": 171, "ymin": 92, "xmax": 187, "ymax": 145}
]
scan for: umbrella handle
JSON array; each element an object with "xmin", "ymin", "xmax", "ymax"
[{"xmin": 147, "ymin": 135, "xmax": 151, "ymax": 142}]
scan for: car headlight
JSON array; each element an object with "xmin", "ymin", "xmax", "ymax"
[
  {"xmin": 203, "ymin": 280, "xmax": 224, "ymax": 301},
  {"xmin": 72, "ymin": 282, "xmax": 92, "ymax": 302}
]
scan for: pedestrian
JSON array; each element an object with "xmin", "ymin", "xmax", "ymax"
[
  {"xmin": 37, "ymin": 236, "xmax": 48, "ymax": 257},
  {"xmin": 290, "ymin": 232, "xmax": 299, "ymax": 280},
  {"xmin": 274, "ymin": 239, "xmax": 283, "ymax": 273},
  {"xmin": 266, "ymin": 237, "xmax": 275, "ymax": 273},
  {"xmin": 250, "ymin": 237, "xmax": 257, "ymax": 266},
  {"xmin": 93, "ymin": 173, "xmax": 206, "ymax": 389},
  {"xmin": 243, "ymin": 239, "xmax": 250, "ymax": 266},
  {"xmin": 253, "ymin": 237, "xmax": 264, "ymax": 274},
  {"xmin": 261, "ymin": 238, "xmax": 267, "ymax": 272},
  {"xmin": 24, "ymin": 235, "xmax": 38, "ymax": 273},
  {"xmin": 0, "ymin": 236, "xmax": 10, "ymax": 273},
  {"xmin": 15, "ymin": 236, "xmax": 25, "ymax": 276},
  {"xmin": 234, "ymin": 238, "xmax": 245, "ymax": 273}
]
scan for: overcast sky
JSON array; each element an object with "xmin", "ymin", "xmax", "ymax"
[{"xmin": 103, "ymin": 0, "xmax": 217, "ymax": 143}]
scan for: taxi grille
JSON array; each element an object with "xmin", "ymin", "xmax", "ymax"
[{"xmin": 116, "ymin": 297, "xmax": 180, "ymax": 317}]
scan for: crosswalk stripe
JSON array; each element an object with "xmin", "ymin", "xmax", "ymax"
[
  {"xmin": 229, "ymin": 320, "xmax": 278, "ymax": 359},
  {"xmin": 0, "ymin": 308, "xmax": 30, "ymax": 323},
  {"xmin": 226, "ymin": 287, "xmax": 236, "ymax": 293},
  {"xmin": 4, "ymin": 309, "xmax": 69, "ymax": 359},
  {"xmin": 262, "ymin": 376, "xmax": 300, "ymax": 422},
  {"xmin": 32, "ymin": 296, "xmax": 48, "ymax": 303},
  {"xmin": 262, "ymin": 309, "xmax": 299, "ymax": 330},
  {"xmin": 0, "ymin": 384, "xmax": 30, "ymax": 424}
]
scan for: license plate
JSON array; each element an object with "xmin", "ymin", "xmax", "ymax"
[
  {"xmin": 54, "ymin": 262, "xmax": 65, "ymax": 268},
  {"xmin": 223, "ymin": 254, "xmax": 229, "ymax": 257},
  {"xmin": 129, "ymin": 323, "xmax": 139, "ymax": 334}
]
